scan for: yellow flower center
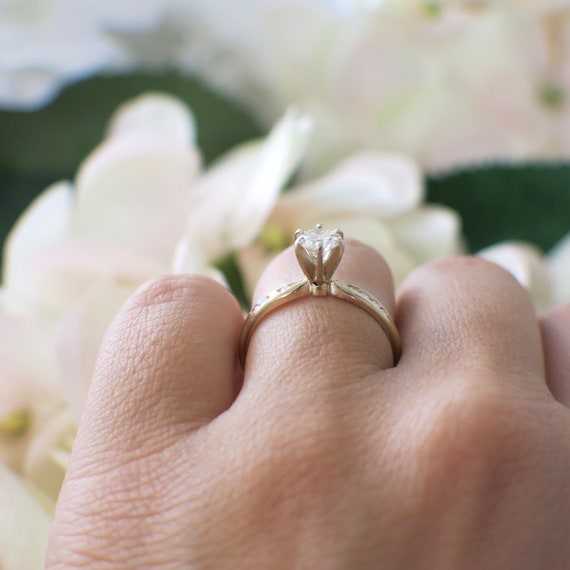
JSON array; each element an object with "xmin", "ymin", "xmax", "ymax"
[
  {"xmin": 423, "ymin": 1, "xmax": 442, "ymax": 17},
  {"xmin": 0, "ymin": 410, "xmax": 31, "ymax": 438},
  {"xmin": 260, "ymin": 224, "xmax": 290, "ymax": 252}
]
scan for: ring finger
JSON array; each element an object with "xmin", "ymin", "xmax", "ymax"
[{"xmin": 241, "ymin": 236, "xmax": 398, "ymax": 395}]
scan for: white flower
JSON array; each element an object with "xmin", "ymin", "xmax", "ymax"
[
  {"xmin": 3, "ymin": 1, "xmax": 570, "ymax": 170},
  {"xmin": 0, "ymin": 464, "xmax": 52, "ymax": 570},
  {"xmin": 4, "ymin": 93, "xmax": 201, "ymax": 319},
  {"xmin": 0, "ymin": 0, "xmax": 186, "ymax": 108},
  {"xmin": 478, "ymin": 241, "xmax": 552, "ymax": 312},
  {"xmin": 237, "ymin": 151, "xmax": 464, "ymax": 294},
  {"xmin": 176, "ymin": 109, "xmax": 312, "ymax": 265},
  {"xmin": 0, "ymin": 94, "xmax": 202, "ymax": 514},
  {"xmin": 0, "ymin": 303, "xmax": 62, "ymax": 478},
  {"xmin": 0, "ymin": 93, "xmax": 208, "ymax": 514}
]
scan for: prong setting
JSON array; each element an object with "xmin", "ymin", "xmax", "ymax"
[{"xmin": 294, "ymin": 224, "xmax": 344, "ymax": 287}]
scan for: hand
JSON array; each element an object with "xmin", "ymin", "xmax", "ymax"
[{"xmin": 46, "ymin": 241, "xmax": 570, "ymax": 569}]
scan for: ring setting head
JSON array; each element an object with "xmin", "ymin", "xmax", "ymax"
[{"xmin": 294, "ymin": 224, "xmax": 344, "ymax": 286}]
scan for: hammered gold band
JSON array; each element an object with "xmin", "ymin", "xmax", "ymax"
[{"xmin": 239, "ymin": 225, "xmax": 402, "ymax": 369}]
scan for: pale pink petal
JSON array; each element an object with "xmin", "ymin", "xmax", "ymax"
[
  {"xmin": 23, "ymin": 407, "xmax": 76, "ymax": 502},
  {"xmin": 3, "ymin": 181, "xmax": 73, "ymax": 289},
  {"xmin": 107, "ymin": 92, "xmax": 197, "ymax": 145},
  {"xmin": 171, "ymin": 238, "xmax": 228, "ymax": 285},
  {"xmin": 0, "ymin": 465, "xmax": 51, "ymax": 570},
  {"xmin": 547, "ymin": 232, "xmax": 570, "ymax": 306},
  {"xmin": 0, "ymin": 307, "xmax": 62, "ymax": 473},
  {"xmin": 187, "ymin": 142, "xmax": 261, "ymax": 258},
  {"xmin": 186, "ymin": 110, "xmax": 312, "ymax": 260},
  {"xmin": 55, "ymin": 282, "xmax": 136, "ymax": 421},
  {"xmin": 5, "ymin": 240, "xmax": 166, "ymax": 318},
  {"xmin": 387, "ymin": 205, "xmax": 464, "ymax": 265},
  {"xmin": 72, "ymin": 133, "xmax": 199, "ymax": 265},
  {"xmin": 272, "ymin": 152, "xmax": 423, "ymax": 230},
  {"xmin": 479, "ymin": 241, "xmax": 551, "ymax": 312},
  {"xmin": 319, "ymin": 215, "xmax": 415, "ymax": 285}
]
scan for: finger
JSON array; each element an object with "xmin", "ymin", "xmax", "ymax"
[
  {"xmin": 77, "ymin": 274, "xmax": 243, "ymax": 458},
  {"xmin": 396, "ymin": 257, "xmax": 547, "ymax": 395},
  {"xmin": 540, "ymin": 304, "xmax": 570, "ymax": 407},
  {"xmin": 243, "ymin": 239, "xmax": 397, "ymax": 391}
]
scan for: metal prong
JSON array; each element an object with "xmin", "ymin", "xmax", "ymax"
[
  {"xmin": 315, "ymin": 243, "xmax": 325, "ymax": 285},
  {"xmin": 316, "ymin": 223, "xmax": 323, "ymax": 229},
  {"xmin": 294, "ymin": 228, "xmax": 303, "ymax": 240},
  {"xmin": 333, "ymin": 228, "xmax": 344, "ymax": 239},
  {"xmin": 323, "ymin": 238, "xmax": 344, "ymax": 282}
]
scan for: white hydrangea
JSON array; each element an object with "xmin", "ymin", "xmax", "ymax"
[{"xmin": 3, "ymin": 0, "xmax": 570, "ymax": 172}]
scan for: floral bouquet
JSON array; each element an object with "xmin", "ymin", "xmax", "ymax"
[{"xmin": 1, "ymin": 2, "xmax": 570, "ymax": 567}]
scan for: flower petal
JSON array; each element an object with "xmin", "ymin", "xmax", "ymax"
[
  {"xmin": 387, "ymin": 205, "xmax": 464, "ymax": 265},
  {"xmin": 55, "ymin": 281, "xmax": 136, "ymax": 421},
  {"xmin": 107, "ymin": 92, "xmax": 197, "ymax": 145},
  {"xmin": 23, "ymin": 407, "xmax": 76, "ymax": 502},
  {"xmin": 272, "ymin": 151, "xmax": 423, "ymax": 231},
  {"xmin": 547, "ymin": 232, "xmax": 570, "ymax": 306},
  {"xmin": 71, "ymin": 97, "xmax": 200, "ymax": 265},
  {"xmin": 319, "ymin": 215, "xmax": 415, "ymax": 285},
  {"xmin": 479, "ymin": 241, "xmax": 551, "ymax": 312},
  {"xmin": 5, "ymin": 240, "xmax": 165, "ymax": 318},
  {"xmin": 0, "ymin": 305, "xmax": 62, "ymax": 473},
  {"xmin": 186, "ymin": 109, "xmax": 312, "ymax": 260},
  {"xmin": 171, "ymin": 238, "xmax": 228, "ymax": 285},
  {"xmin": 3, "ymin": 181, "xmax": 73, "ymax": 290},
  {"xmin": 0, "ymin": 465, "xmax": 51, "ymax": 570}
]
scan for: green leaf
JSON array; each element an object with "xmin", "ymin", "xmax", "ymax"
[
  {"xmin": 215, "ymin": 253, "xmax": 249, "ymax": 308},
  {"xmin": 427, "ymin": 165, "xmax": 570, "ymax": 253}
]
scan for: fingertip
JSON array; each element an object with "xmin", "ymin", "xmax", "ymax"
[
  {"xmin": 396, "ymin": 256, "xmax": 543, "ymax": 385},
  {"xmin": 83, "ymin": 273, "xmax": 244, "ymax": 455},
  {"xmin": 399, "ymin": 255, "xmax": 529, "ymax": 297},
  {"xmin": 124, "ymin": 273, "xmax": 242, "ymax": 319}
]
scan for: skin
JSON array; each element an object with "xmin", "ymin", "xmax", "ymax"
[{"xmin": 46, "ymin": 240, "xmax": 570, "ymax": 569}]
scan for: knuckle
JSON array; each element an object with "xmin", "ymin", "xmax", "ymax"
[
  {"xmin": 379, "ymin": 376, "xmax": 552, "ymax": 528},
  {"xmin": 410, "ymin": 376, "xmax": 541, "ymax": 487}
]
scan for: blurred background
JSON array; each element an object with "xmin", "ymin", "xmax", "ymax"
[{"xmin": 2, "ymin": 73, "xmax": 570, "ymax": 266}]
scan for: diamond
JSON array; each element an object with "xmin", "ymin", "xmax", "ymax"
[{"xmin": 296, "ymin": 225, "xmax": 342, "ymax": 263}]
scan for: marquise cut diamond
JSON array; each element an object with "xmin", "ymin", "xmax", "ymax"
[{"xmin": 297, "ymin": 226, "xmax": 342, "ymax": 262}]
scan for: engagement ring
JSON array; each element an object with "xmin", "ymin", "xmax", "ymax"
[{"xmin": 239, "ymin": 225, "xmax": 402, "ymax": 368}]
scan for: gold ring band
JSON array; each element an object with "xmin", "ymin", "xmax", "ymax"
[{"xmin": 239, "ymin": 225, "xmax": 402, "ymax": 368}]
